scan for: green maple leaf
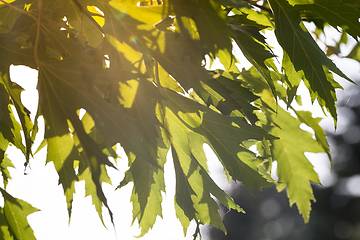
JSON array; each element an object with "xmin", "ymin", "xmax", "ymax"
[
  {"xmin": 37, "ymin": 69, "xmax": 79, "ymax": 218},
  {"xmin": 0, "ymin": 188, "xmax": 38, "ymax": 240},
  {"xmin": 0, "ymin": 154, "xmax": 14, "ymax": 189},
  {"xmin": 231, "ymin": 26, "xmax": 277, "ymax": 97},
  {"xmin": 259, "ymin": 105, "xmax": 323, "ymax": 223},
  {"xmin": 105, "ymin": 2, "xmax": 210, "ymax": 91},
  {"xmin": 288, "ymin": 0, "xmax": 360, "ymax": 39},
  {"xmin": 268, "ymin": 0, "xmax": 352, "ymax": 123},
  {"xmin": 0, "ymin": 75, "xmax": 33, "ymax": 165},
  {"xmin": 241, "ymin": 66, "xmax": 330, "ymax": 223},
  {"xmin": 161, "ymin": 88, "xmax": 272, "ymax": 233},
  {"xmin": 118, "ymin": 156, "xmax": 165, "ymax": 237},
  {"xmin": 164, "ymin": 89, "xmax": 274, "ymax": 190},
  {"xmin": 38, "ymin": 51, "xmax": 165, "ymax": 225},
  {"xmin": 38, "ymin": 57, "xmax": 118, "ymax": 223},
  {"xmin": 0, "ymin": 208, "xmax": 12, "ymax": 240},
  {"xmin": 77, "ymin": 161, "xmax": 112, "ymax": 226},
  {"xmin": 0, "ymin": 76, "xmax": 25, "ymax": 154},
  {"xmin": 0, "ymin": 0, "xmax": 356, "ymax": 237},
  {"xmin": 197, "ymin": 74, "xmax": 259, "ymax": 122},
  {"xmin": 116, "ymin": 99, "xmax": 170, "ymax": 237}
]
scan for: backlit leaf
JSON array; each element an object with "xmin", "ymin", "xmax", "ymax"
[
  {"xmin": 161, "ymin": 87, "xmax": 272, "ymax": 232},
  {"xmin": 258, "ymin": 104, "xmax": 323, "ymax": 223},
  {"xmin": 288, "ymin": 0, "xmax": 360, "ymax": 39},
  {"xmin": 0, "ymin": 76, "xmax": 25, "ymax": 154},
  {"xmin": 0, "ymin": 75, "xmax": 33, "ymax": 164},
  {"xmin": 0, "ymin": 0, "xmax": 356, "ymax": 237},
  {"xmin": 0, "ymin": 188, "xmax": 38, "ymax": 240},
  {"xmin": 268, "ymin": 0, "xmax": 352, "ymax": 123},
  {"xmin": 0, "ymin": 154, "xmax": 14, "ymax": 189}
]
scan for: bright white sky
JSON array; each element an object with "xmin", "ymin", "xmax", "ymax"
[{"xmin": 4, "ymin": 25, "xmax": 360, "ymax": 240}]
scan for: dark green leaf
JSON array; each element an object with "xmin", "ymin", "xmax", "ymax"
[
  {"xmin": 289, "ymin": 0, "xmax": 360, "ymax": 39},
  {"xmin": 0, "ymin": 76, "xmax": 25, "ymax": 154},
  {"xmin": 268, "ymin": 0, "xmax": 352, "ymax": 123}
]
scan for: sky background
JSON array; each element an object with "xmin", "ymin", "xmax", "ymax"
[{"xmin": 3, "ymin": 25, "xmax": 360, "ymax": 240}]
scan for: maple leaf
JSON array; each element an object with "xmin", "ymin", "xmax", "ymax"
[
  {"xmin": 0, "ymin": 188, "xmax": 38, "ymax": 240},
  {"xmin": 268, "ymin": 0, "xmax": 353, "ymax": 123},
  {"xmin": 0, "ymin": 75, "xmax": 33, "ymax": 165},
  {"xmin": 0, "ymin": 0, "xmax": 358, "ymax": 238},
  {"xmin": 288, "ymin": 0, "xmax": 360, "ymax": 40},
  {"xmin": 161, "ymin": 88, "xmax": 272, "ymax": 232},
  {"xmin": 0, "ymin": 154, "xmax": 14, "ymax": 189},
  {"xmin": 0, "ymin": 75, "xmax": 25, "ymax": 154},
  {"xmin": 263, "ymin": 106, "xmax": 322, "ymax": 222}
]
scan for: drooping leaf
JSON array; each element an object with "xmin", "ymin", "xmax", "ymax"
[
  {"xmin": 0, "ymin": 154, "xmax": 14, "ymax": 189},
  {"xmin": 268, "ymin": 0, "xmax": 353, "ymax": 123},
  {"xmin": 37, "ymin": 67, "xmax": 79, "ymax": 218},
  {"xmin": 0, "ymin": 75, "xmax": 33, "ymax": 165},
  {"xmin": 77, "ymin": 160, "xmax": 112, "ymax": 225},
  {"xmin": 114, "ymin": 98, "xmax": 172, "ymax": 236},
  {"xmin": 161, "ymin": 87, "xmax": 272, "ymax": 232},
  {"xmin": 119, "ymin": 156, "xmax": 165, "ymax": 237},
  {"xmin": 163, "ymin": 89, "xmax": 275, "ymax": 190},
  {"xmin": 0, "ymin": 76, "xmax": 25, "ymax": 154}
]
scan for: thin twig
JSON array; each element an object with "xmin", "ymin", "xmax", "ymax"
[
  {"xmin": 34, "ymin": 0, "xmax": 43, "ymax": 68},
  {"xmin": 0, "ymin": 0, "xmax": 29, "ymax": 15}
]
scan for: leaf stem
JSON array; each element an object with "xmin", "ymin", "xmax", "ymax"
[
  {"xmin": 72, "ymin": 0, "xmax": 104, "ymax": 34},
  {"xmin": 154, "ymin": 60, "xmax": 162, "ymax": 88},
  {"xmin": 192, "ymin": 220, "xmax": 201, "ymax": 240},
  {"xmin": 0, "ymin": 0, "xmax": 29, "ymax": 15},
  {"xmin": 34, "ymin": 0, "xmax": 43, "ymax": 68}
]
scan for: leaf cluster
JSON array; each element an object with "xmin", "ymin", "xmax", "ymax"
[{"xmin": 0, "ymin": 0, "xmax": 359, "ymax": 238}]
